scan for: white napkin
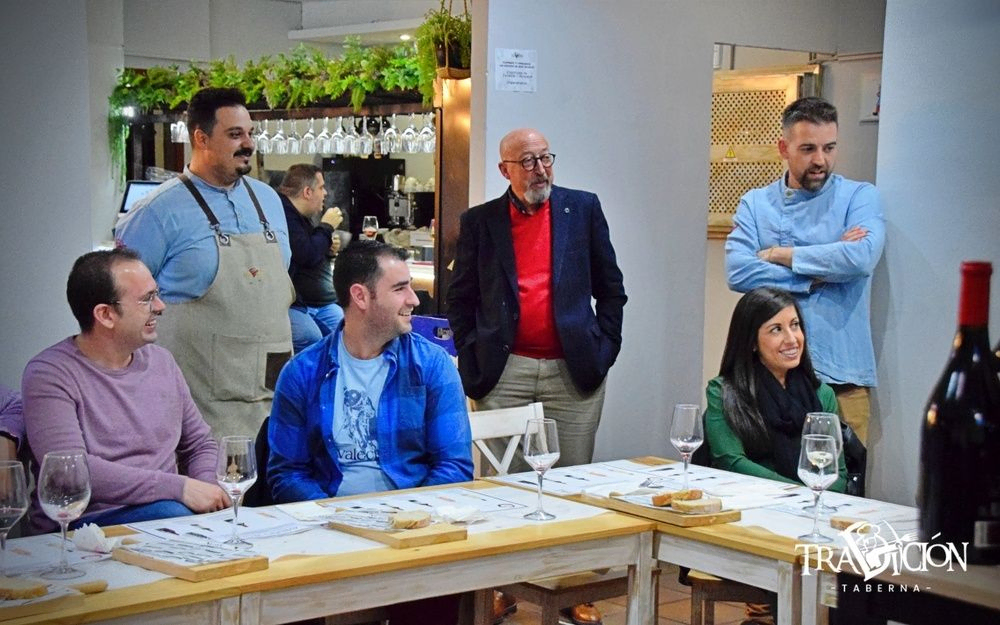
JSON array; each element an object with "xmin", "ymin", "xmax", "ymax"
[{"xmin": 71, "ymin": 523, "xmax": 118, "ymax": 553}]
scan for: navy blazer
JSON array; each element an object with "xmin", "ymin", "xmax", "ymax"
[{"xmin": 446, "ymin": 186, "xmax": 627, "ymax": 399}]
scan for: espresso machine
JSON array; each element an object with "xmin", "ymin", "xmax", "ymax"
[{"xmin": 387, "ymin": 174, "xmax": 412, "ymax": 227}]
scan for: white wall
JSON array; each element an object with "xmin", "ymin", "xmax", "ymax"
[
  {"xmin": 871, "ymin": 0, "xmax": 1000, "ymax": 506},
  {"xmin": 0, "ymin": 2, "xmax": 95, "ymax": 389},
  {"xmin": 473, "ymin": 0, "xmax": 886, "ymax": 464},
  {"xmin": 88, "ymin": 0, "xmax": 125, "ymax": 245}
]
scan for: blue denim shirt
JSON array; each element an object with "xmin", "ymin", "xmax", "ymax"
[
  {"xmin": 115, "ymin": 169, "xmax": 290, "ymax": 303},
  {"xmin": 726, "ymin": 174, "xmax": 885, "ymax": 386},
  {"xmin": 267, "ymin": 326, "xmax": 473, "ymax": 503}
]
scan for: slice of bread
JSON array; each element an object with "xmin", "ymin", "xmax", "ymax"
[
  {"xmin": 830, "ymin": 516, "xmax": 871, "ymax": 532},
  {"xmin": 651, "ymin": 489, "xmax": 703, "ymax": 507},
  {"xmin": 391, "ymin": 511, "xmax": 432, "ymax": 530},
  {"xmin": 671, "ymin": 497, "xmax": 722, "ymax": 514},
  {"xmin": 0, "ymin": 576, "xmax": 47, "ymax": 601}
]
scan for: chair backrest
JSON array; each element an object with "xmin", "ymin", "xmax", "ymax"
[{"xmin": 468, "ymin": 402, "xmax": 544, "ymax": 476}]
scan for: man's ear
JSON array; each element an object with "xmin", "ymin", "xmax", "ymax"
[
  {"xmin": 349, "ymin": 283, "xmax": 371, "ymax": 311},
  {"xmin": 778, "ymin": 137, "xmax": 789, "ymax": 160},
  {"xmin": 498, "ymin": 162, "xmax": 511, "ymax": 181},
  {"xmin": 191, "ymin": 127, "xmax": 209, "ymax": 150},
  {"xmin": 92, "ymin": 303, "xmax": 117, "ymax": 330}
]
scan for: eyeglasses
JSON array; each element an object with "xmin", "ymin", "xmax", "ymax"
[
  {"xmin": 111, "ymin": 290, "xmax": 161, "ymax": 312},
  {"xmin": 502, "ymin": 153, "xmax": 556, "ymax": 171}
]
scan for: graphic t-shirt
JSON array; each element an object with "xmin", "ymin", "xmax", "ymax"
[{"xmin": 332, "ymin": 336, "xmax": 394, "ymax": 495}]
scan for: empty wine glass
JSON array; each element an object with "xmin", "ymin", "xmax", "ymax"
[
  {"xmin": 301, "ymin": 118, "xmax": 317, "ymax": 154},
  {"xmin": 358, "ymin": 117, "xmax": 374, "ymax": 156},
  {"xmin": 286, "ymin": 119, "xmax": 302, "ymax": 155},
  {"xmin": 669, "ymin": 404, "xmax": 703, "ymax": 490},
  {"xmin": 362, "ymin": 215, "xmax": 379, "ymax": 240},
  {"xmin": 522, "ymin": 418, "xmax": 560, "ymax": 521},
  {"xmin": 216, "ymin": 435, "xmax": 256, "ymax": 548},
  {"xmin": 344, "ymin": 117, "xmax": 361, "ymax": 156},
  {"xmin": 418, "ymin": 113, "xmax": 436, "ymax": 153},
  {"xmin": 316, "ymin": 117, "xmax": 332, "ymax": 154},
  {"xmin": 797, "ymin": 434, "xmax": 838, "ymax": 543},
  {"xmin": 255, "ymin": 119, "xmax": 272, "ymax": 155},
  {"xmin": 269, "ymin": 119, "xmax": 287, "ymax": 155},
  {"xmin": 401, "ymin": 114, "xmax": 419, "ymax": 153},
  {"xmin": 0, "ymin": 461, "xmax": 28, "ymax": 576},
  {"xmin": 331, "ymin": 116, "xmax": 347, "ymax": 155},
  {"xmin": 38, "ymin": 451, "xmax": 90, "ymax": 579},
  {"xmin": 382, "ymin": 114, "xmax": 400, "ymax": 154},
  {"xmin": 801, "ymin": 412, "xmax": 843, "ymax": 514}
]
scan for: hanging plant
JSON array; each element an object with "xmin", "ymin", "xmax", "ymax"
[{"xmin": 415, "ymin": 0, "xmax": 472, "ymax": 101}]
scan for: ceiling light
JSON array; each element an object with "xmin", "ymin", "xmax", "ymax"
[{"xmin": 399, "ymin": 34, "xmax": 412, "ymax": 41}]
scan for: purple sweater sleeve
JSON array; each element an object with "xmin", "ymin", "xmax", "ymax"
[{"xmin": 0, "ymin": 385, "xmax": 25, "ymax": 448}]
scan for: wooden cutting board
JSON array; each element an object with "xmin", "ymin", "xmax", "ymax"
[
  {"xmin": 112, "ymin": 545, "xmax": 269, "ymax": 582},
  {"xmin": 582, "ymin": 493, "xmax": 741, "ymax": 527},
  {"xmin": 324, "ymin": 520, "xmax": 467, "ymax": 549}
]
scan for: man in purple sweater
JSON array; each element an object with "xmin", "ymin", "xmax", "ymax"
[{"xmin": 22, "ymin": 249, "xmax": 229, "ymax": 533}]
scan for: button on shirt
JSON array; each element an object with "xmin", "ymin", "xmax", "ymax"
[
  {"xmin": 115, "ymin": 169, "xmax": 291, "ymax": 303},
  {"xmin": 725, "ymin": 174, "xmax": 885, "ymax": 386}
]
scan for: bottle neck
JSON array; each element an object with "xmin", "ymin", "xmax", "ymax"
[{"xmin": 958, "ymin": 263, "xmax": 991, "ymax": 327}]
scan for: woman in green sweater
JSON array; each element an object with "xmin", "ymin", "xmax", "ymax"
[{"xmin": 706, "ymin": 286, "xmax": 847, "ymax": 492}]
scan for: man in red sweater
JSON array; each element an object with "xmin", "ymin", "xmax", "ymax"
[{"xmin": 447, "ymin": 128, "xmax": 627, "ymax": 625}]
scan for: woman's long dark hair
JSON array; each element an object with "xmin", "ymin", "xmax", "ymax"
[{"xmin": 718, "ymin": 287, "xmax": 820, "ymax": 457}]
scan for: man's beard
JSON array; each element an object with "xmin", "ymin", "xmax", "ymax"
[
  {"xmin": 235, "ymin": 163, "xmax": 252, "ymax": 176},
  {"xmin": 796, "ymin": 168, "xmax": 829, "ymax": 192},
  {"xmin": 523, "ymin": 180, "xmax": 551, "ymax": 205}
]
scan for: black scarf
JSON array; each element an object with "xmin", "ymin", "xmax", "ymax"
[{"xmin": 753, "ymin": 361, "xmax": 822, "ymax": 481}]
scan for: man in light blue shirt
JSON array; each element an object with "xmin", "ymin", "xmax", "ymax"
[
  {"xmin": 116, "ymin": 88, "xmax": 295, "ymax": 439},
  {"xmin": 726, "ymin": 97, "xmax": 885, "ymax": 445}
]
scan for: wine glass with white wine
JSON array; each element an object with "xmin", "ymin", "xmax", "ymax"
[
  {"xmin": 522, "ymin": 418, "xmax": 560, "ymax": 521},
  {"xmin": 216, "ymin": 436, "xmax": 257, "ymax": 548},
  {"xmin": 669, "ymin": 404, "xmax": 703, "ymax": 490},
  {"xmin": 0, "ymin": 461, "xmax": 28, "ymax": 576},
  {"xmin": 38, "ymin": 451, "xmax": 91, "ymax": 579},
  {"xmin": 801, "ymin": 412, "xmax": 843, "ymax": 514},
  {"xmin": 797, "ymin": 434, "xmax": 838, "ymax": 543}
]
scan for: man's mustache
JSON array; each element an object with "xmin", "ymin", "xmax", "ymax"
[{"xmin": 234, "ymin": 148, "xmax": 254, "ymax": 158}]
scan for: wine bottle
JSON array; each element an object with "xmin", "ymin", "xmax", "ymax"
[{"xmin": 918, "ymin": 261, "xmax": 1000, "ymax": 564}]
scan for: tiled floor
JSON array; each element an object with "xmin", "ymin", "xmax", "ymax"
[{"xmin": 502, "ymin": 564, "xmax": 749, "ymax": 625}]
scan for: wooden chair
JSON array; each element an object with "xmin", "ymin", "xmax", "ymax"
[{"xmin": 468, "ymin": 402, "xmax": 657, "ymax": 625}]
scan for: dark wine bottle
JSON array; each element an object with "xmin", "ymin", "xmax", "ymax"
[{"xmin": 918, "ymin": 261, "xmax": 1000, "ymax": 564}]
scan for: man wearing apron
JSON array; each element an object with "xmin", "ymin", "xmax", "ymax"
[{"xmin": 117, "ymin": 88, "xmax": 293, "ymax": 440}]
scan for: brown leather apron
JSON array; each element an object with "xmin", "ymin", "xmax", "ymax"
[{"xmin": 155, "ymin": 175, "xmax": 293, "ymax": 439}]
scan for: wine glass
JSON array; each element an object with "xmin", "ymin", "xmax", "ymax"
[
  {"xmin": 358, "ymin": 117, "xmax": 374, "ymax": 156},
  {"xmin": 797, "ymin": 434, "xmax": 838, "ymax": 543},
  {"xmin": 344, "ymin": 117, "xmax": 361, "ymax": 155},
  {"xmin": 522, "ymin": 418, "xmax": 560, "ymax": 521},
  {"xmin": 301, "ymin": 118, "xmax": 317, "ymax": 154},
  {"xmin": 801, "ymin": 412, "xmax": 843, "ymax": 514},
  {"xmin": 0, "ymin": 461, "xmax": 28, "ymax": 576},
  {"xmin": 401, "ymin": 114, "xmax": 419, "ymax": 153},
  {"xmin": 418, "ymin": 113, "xmax": 436, "ymax": 153},
  {"xmin": 269, "ymin": 118, "xmax": 287, "ymax": 155},
  {"xmin": 331, "ymin": 116, "xmax": 347, "ymax": 155},
  {"xmin": 316, "ymin": 117, "xmax": 332, "ymax": 154},
  {"xmin": 286, "ymin": 119, "xmax": 302, "ymax": 155},
  {"xmin": 216, "ymin": 436, "xmax": 256, "ymax": 548},
  {"xmin": 382, "ymin": 114, "xmax": 400, "ymax": 154},
  {"xmin": 255, "ymin": 119, "xmax": 271, "ymax": 155},
  {"xmin": 669, "ymin": 404, "xmax": 703, "ymax": 490},
  {"xmin": 362, "ymin": 215, "xmax": 379, "ymax": 240},
  {"xmin": 38, "ymin": 451, "xmax": 91, "ymax": 579}
]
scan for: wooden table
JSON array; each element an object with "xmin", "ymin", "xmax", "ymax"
[
  {"xmin": 5, "ymin": 481, "xmax": 655, "ymax": 625},
  {"xmin": 489, "ymin": 457, "xmax": 830, "ymax": 625}
]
